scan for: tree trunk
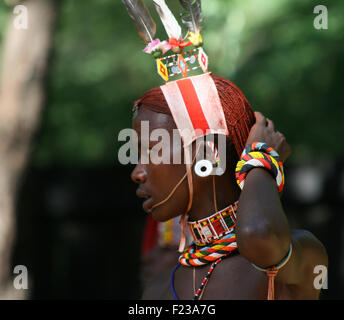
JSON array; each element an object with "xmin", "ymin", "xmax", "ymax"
[{"xmin": 0, "ymin": 0, "xmax": 60, "ymax": 299}]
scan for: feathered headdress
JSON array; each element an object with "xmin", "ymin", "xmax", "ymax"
[{"xmin": 122, "ymin": 0, "xmax": 208, "ymax": 81}]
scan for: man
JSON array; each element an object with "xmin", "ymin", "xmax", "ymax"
[{"xmin": 131, "ymin": 74, "xmax": 328, "ymax": 300}]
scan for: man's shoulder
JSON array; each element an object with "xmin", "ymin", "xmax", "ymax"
[
  {"xmin": 291, "ymin": 228, "xmax": 327, "ymax": 261},
  {"xmin": 289, "ymin": 228, "xmax": 328, "ymax": 285}
]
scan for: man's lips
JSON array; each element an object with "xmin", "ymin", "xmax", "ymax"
[
  {"xmin": 142, "ymin": 197, "xmax": 154, "ymax": 212},
  {"xmin": 136, "ymin": 189, "xmax": 154, "ymax": 212}
]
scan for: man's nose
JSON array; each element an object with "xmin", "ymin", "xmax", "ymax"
[{"xmin": 131, "ymin": 163, "xmax": 147, "ymax": 184}]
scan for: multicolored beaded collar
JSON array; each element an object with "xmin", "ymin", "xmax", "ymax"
[
  {"xmin": 179, "ymin": 232, "xmax": 238, "ymax": 266},
  {"xmin": 187, "ymin": 201, "xmax": 238, "ymax": 245}
]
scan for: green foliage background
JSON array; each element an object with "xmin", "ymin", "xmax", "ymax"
[{"xmin": 0, "ymin": 0, "xmax": 343, "ymax": 167}]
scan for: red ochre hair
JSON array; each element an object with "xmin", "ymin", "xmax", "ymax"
[{"xmin": 134, "ymin": 75, "xmax": 255, "ymax": 158}]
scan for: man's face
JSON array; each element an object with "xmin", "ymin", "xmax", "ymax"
[{"xmin": 131, "ymin": 108, "xmax": 190, "ymax": 222}]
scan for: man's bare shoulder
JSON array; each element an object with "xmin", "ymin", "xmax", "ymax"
[
  {"xmin": 291, "ymin": 229, "xmax": 327, "ymax": 263},
  {"xmin": 141, "ymin": 266, "xmax": 172, "ymax": 300}
]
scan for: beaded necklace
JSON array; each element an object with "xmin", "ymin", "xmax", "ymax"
[
  {"xmin": 170, "ymin": 238, "xmax": 239, "ymax": 300},
  {"xmin": 171, "ymin": 257, "xmax": 225, "ymax": 300},
  {"xmin": 171, "ymin": 203, "xmax": 239, "ymax": 300}
]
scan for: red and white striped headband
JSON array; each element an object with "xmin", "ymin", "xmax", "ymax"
[{"xmin": 160, "ymin": 73, "xmax": 228, "ymax": 146}]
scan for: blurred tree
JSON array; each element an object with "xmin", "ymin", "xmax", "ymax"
[{"xmin": 0, "ymin": 0, "xmax": 60, "ymax": 299}]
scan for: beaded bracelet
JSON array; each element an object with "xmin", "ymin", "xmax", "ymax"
[
  {"xmin": 235, "ymin": 142, "xmax": 285, "ymax": 193},
  {"xmin": 243, "ymin": 142, "xmax": 281, "ymax": 160},
  {"xmin": 251, "ymin": 243, "xmax": 293, "ymax": 300},
  {"xmin": 251, "ymin": 243, "xmax": 293, "ymax": 272}
]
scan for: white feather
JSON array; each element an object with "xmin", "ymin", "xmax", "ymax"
[{"xmin": 153, "ymin": 0, "xmax": 182, "ymax": 39}]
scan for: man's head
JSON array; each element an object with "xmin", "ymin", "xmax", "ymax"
[{"xmin": 131, "ymin": 74, "xmax": 255, "ymax": 222}]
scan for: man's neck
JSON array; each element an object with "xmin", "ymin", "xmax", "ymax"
[{"xmin": 187, "ymin": 175, "xmax": 240, "ymax": 222}]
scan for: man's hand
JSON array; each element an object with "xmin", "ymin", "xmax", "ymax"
[{"xmin": 246, "ymin": 111, "xmax": 291, "ymax": 163}]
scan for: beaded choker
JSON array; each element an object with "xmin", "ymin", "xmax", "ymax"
[
  {"xmin": 187, "ymin": 201, "xmax": 238, "ymax": 245},
  {"xmin": 178, "ymin": 202, "xmax": 239, "ymax": 267}
]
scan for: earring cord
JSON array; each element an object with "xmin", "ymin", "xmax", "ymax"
[
  {"xmin": 212, "ymin": 175, "xmax": 218, "ymax": 213},
  {"xmin": 150, "ymin": 143, "xmax": 202, "ymax": 210}
]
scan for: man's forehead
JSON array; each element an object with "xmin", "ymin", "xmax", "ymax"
[{"xmin": 133, "ymin": 108, "xmax": 176, "ymax": 132}]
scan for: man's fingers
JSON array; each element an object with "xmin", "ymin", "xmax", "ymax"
[
  {"xmin": 254, "ymin": 111, "xmax": 266, "ymax": 125},
  {"xmin": 266, "ymin": 118, "xmax": 275, "ymax": 131}
]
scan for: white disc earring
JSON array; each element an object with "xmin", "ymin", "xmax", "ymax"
[{"xmin": 194, "ymin": 159, "xmax": 213, "ymax": 177}]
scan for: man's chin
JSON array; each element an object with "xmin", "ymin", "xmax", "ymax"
[
  {"xmin": 150, "ymin": 208, "xmax": 178, "ymax": 223},
  {"xmin": 150, "ymin": 210, "xmax": 168, "ymax": 223}
]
